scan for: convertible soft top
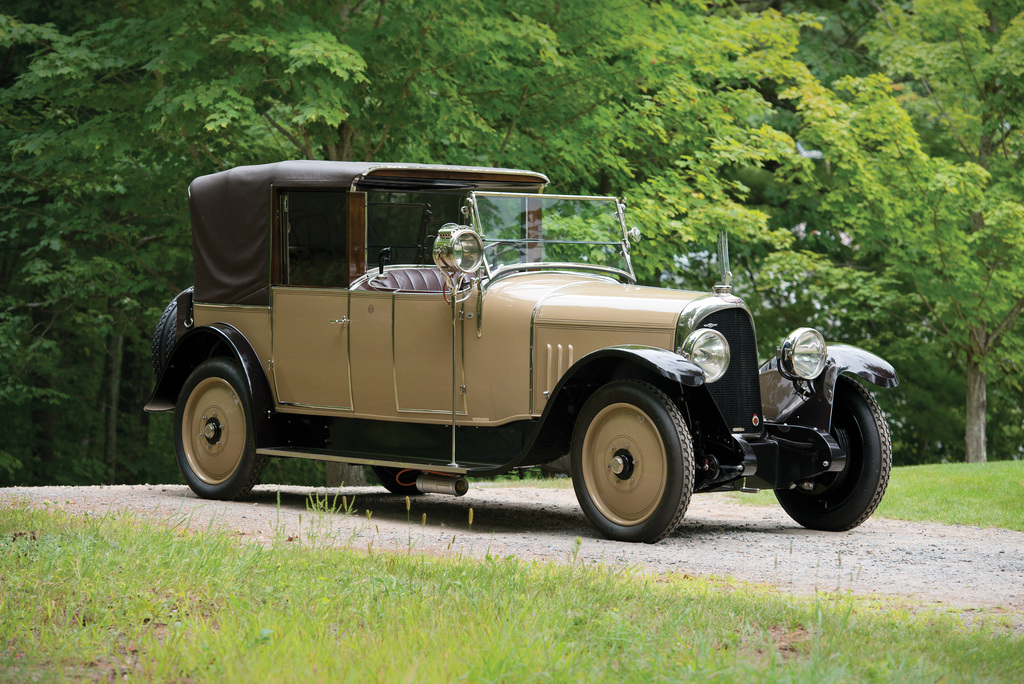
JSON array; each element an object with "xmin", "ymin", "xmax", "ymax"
[{"xmin": 188, "ymin": 161, "xmax": 548, "ymax": 306}]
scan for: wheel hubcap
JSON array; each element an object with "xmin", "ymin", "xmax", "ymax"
[
  {"xmin": 182, "ymin": 377, "xmax": 245, "ymax": 485},
  {"xmin": 203, "ymin": 417, "xmax": 222, "ymax": 444},
  {"xmin": 582, "ymin": 403, "xmax": 667, "ymax": 526},
  {"xmin": 610, "ymin": 450, "xmax": 635, "ymax": 479}
]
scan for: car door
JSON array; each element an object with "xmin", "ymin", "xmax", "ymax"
[
  {"xmin": 393, "ymin": 290, "xmax": 466, "ymax": 415},
  {"xmin": 270, "ymin": 190, "xmax": 353, "ymax": 411}
]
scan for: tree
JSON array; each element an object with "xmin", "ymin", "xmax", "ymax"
[
  {"xmin": 2, "ymin": 0, "xmax": 962, "ymax": 483},
  {"xmin": 773, "ymin": 1, "xmax": 1024, "ymax": 463}
]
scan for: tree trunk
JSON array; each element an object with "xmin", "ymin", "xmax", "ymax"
[
  {"xmin": 104, "ymin": 333, "xmax": 124, "ymax": 483},
  {"xmin": 326, "ymin": 463, "xmax": 370, "ymax": 487},
  {"xmin": 965, "ymin": 352, "xmax": 987, "ymax": 463},
  {"xmin": 30, "ymin": 391, "xmax": 55, "ymax": 485}
]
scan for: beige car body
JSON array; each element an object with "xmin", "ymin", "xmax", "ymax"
[{"xmin": 192, "ymin": 273, "xmax": 707, "ymax": 427}]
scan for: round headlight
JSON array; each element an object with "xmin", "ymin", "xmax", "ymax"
[
  {"xmin": 681, "ymin": 329, "xmax": 731, "ymax": 383},
  {"xmin": 779, "ymin": 328, "xmax": 827, "ymax": 380},
  {"xmin": 453, "ymin": 230, "xmax": 483, "ymax": 272},
  {"xmin": 433, "ymin": 224, "xmax": 483, "ymax": 274}
]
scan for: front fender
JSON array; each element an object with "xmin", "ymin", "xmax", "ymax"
[
  {"xmin": 556, "ymin": 345, "xmax": 706, "ymax": 390},
  {"xmin": 512, "ymin": 346, "xmax": 706, "ymax": 470},
  {"xmin": 759, "ymin": 344, "xmax": 898, "ymax": 431}
]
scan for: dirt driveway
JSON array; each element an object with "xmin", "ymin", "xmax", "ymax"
[{"xmin": 3, "ymin": 483, "xmax": 1021, "ymax": 616}]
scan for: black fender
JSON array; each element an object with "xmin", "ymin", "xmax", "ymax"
[
  {"xmin": 552, "ymin": 345, "xmax": 706, "ymax": 390},
  {"xmin": 511, "ymin": 346, "xmax": 706, "ymax": 470},
  {"xmin": 143, "ymin": 323, "xmax": 278, "ymax": 444},
  {"xmin": 759, "ymin": 343, "xmax": 898, "ymax": 432}
]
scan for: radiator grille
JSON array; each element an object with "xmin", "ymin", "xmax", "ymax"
[{"xmin": 699, "ymin": 309, "xmax": 762, "ymax": 431}]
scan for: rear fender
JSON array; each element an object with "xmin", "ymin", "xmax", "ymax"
[
  {"xmin": 144, "ymin": 324, "xmax": 276, "ymax": 442},
  {"xmin": 760, "ymin": 344, "xmax": 898, "ymax": 431}
]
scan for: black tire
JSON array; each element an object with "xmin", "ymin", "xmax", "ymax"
[
  {"xmin": 570, "ymin": 380, "xmax": 694, "ymax": 543},
  {"xmin": 371, "ymin": 466, "xmax": 424, "ymax": 496},
  {"xmin": 775, "ymin": 378, "xmax": 891, "ymax": 531},
  {"xmin": 152, "ymin": 287, "xmax": 192, "ymax": 378},
  {"xmin": 174, "ymin": 357, "xmax": 265, "ymax": 500}
]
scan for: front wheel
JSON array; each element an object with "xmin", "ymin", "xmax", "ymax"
[
  {"xmin": 571, "ymin": 380, "xmax": 694, "ymax": 543},
  {"xmin": 174, "ymin": 358, "xmax": 265, "ymax": 500},
  {"xmin": 775, "ymin": 378, "xmax": 891, "ymax": 531}
]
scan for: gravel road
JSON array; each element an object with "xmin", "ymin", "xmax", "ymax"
[{"xmin": 3, "ymin": 483, "xmax": 1021, "ymax": 617}]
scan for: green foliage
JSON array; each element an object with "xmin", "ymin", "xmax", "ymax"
[
  {"xmin": 713, "ymin": 1, "xmax": 1024, "ymax": 464},
  {"xmin": 2, "ymin": 0, "xmax": 1022, "ymax": 482}
]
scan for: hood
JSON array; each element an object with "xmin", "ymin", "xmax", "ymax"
[
  {"xmin": 484, "ymin": 271, "xmax": 706, "ymax": 335},
  {"xmin": 532, "ymin": 277, "xmax": 705, "ymax": 332}
]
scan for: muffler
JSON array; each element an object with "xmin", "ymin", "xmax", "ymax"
[{"xmin": 415, "ymin": 474, "xmax": 469, "ymax": 496}]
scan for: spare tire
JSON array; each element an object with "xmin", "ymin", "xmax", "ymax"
[{"xmin": 151, "ymin": 287, "xmax": 192, "ymax": 378}]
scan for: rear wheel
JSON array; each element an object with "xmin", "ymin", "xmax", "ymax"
[
  {"xmin": 371, "ymin": 466, "xmax": 423, "ymax": 496},
  {"xmin": 775, "ymin": 378, "xmax": 891, "ymax": 531},
  {"xmin": 175, "ymin": 358, "xmax": 264, "ymax": 499},
  {"xmin": 571, "ymin": 380, "xmax": 694, "ymax": 543}
]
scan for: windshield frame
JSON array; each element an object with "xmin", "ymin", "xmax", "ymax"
[{"xmin": 466, "ymin": 191, "xmax": 637, "ymax": 284}]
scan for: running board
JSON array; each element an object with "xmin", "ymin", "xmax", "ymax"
[{"xmin": 255, "ymin": 446, "xmax": 469, "ymax": 475}]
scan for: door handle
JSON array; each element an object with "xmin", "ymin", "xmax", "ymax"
[{"xmin": 329, "ymin": 317, "xmax": 349, "ymax": 326}]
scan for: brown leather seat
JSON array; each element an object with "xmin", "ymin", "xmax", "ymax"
[{"xmin": 350, "ymin": 267, "xmax": 449, "ymax": 293}]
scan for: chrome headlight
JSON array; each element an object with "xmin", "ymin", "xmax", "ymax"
[
  {"xmin": 680, "ymin": 329, "xmax": 731, "ymax": 383},
  {"xmin": 779, "ymin": 328, "xmax": 827, "ymax": 380},
  {"xmin": 433, "ymin": 224, "xmax": 484, "ymax": 274}
]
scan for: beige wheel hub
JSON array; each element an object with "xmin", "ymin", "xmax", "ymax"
[
  {"xmin": 181, "ymin": 377, "xmax": 246, "ymax": 485},
  {"xmin": 581, "ymin": 402, "xmax": 667, "ymax": 526}
]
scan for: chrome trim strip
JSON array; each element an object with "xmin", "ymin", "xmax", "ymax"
[
  {"xmin": 346, "ymin": 289, "xmax": 354, "ymax": 410},
  {"xmin": 391, "ymin": 289, "xmax": 399, "ymax": 410},
  {"xmin": 276, "ymin": 401, "xmax": 354, "ymax": 412},
  {"xmin": 257, "ymin": 448, "xmax": 468, "ymax": 474},
  {"xmin": 193, "ymin": 302, "xmax": 271, "ymax": 310},
  {"xmin": 268, "ymin": 288, "xmax": 282, "ymax": 405},
  {"xmin": 396, "ymin": 407, "xmax": 468, "ymax": 416},
  {"xmin": 475, "ymin": 190, "xmax": 619, "ymax": 202},
  {"xmin": 487, "ymin": 262, "xmax": 633, "ymax": 282}
]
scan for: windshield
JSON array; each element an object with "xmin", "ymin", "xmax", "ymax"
[{"xmin": 468, "ymin": 192, "xmax": 634, "ymax": 281}]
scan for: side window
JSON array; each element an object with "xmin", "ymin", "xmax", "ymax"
[
  {"xmin": 365, "ymin": 191, "xmax": 465, "ymax": 269},
  {"xmin": 284, "ymin": 191, "xmax": 349, "ymax": 288}
]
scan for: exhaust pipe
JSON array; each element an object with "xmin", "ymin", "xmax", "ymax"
[{"xmin": 415, "ymin": 474, "xmax": 469, "ymax": 496}]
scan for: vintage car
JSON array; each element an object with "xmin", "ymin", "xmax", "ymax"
[{"xmin": 146, "ymin": 160, "xmax": 898, "ymax": 543}]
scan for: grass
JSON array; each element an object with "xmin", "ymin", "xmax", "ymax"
[
  {"xmin": 1, "ymin": 503, "xmax": 1021, "ymax": 682},
  {"xmin": 735, "ymin": 460, "xmax": 1024, "ymax": 532},
  {"xmin": 876, "ymin": 461, "xmax": 1024, "ymax": 530}
]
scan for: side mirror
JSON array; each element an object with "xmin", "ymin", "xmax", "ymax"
[{"xmin": 378, "ymin": 247, "xmax": 392, "ymax": 276}]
